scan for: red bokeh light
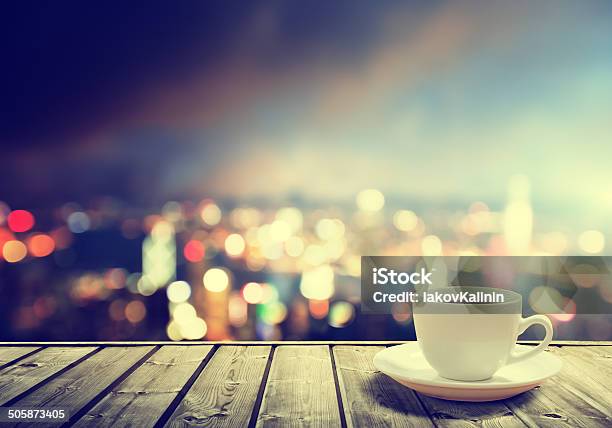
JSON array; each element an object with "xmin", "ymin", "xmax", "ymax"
[
  {"xmin": 7, "ymin": 210, "xmax": 35, "ymax": 233},
  {"xmin": 184, "ymin": 239, "xmax": 205, "ymax": 262}
]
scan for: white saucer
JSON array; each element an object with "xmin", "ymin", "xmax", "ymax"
[{"xmin": 373, "ymin": 343, "xmax": 562, "ymax": 402}]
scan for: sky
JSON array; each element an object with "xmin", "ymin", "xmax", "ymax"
[{"xmin": 2, "ymin": 1, "xmax": 612, "ymax": 226}]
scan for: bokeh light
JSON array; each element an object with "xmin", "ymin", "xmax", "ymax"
[
  {"xmin": 421, "ymin": 235, "xmax": 443, "ymax": 256},
  {"xmin": 258, "ymin": 301, "xmax": 288, "ymax": 325},
  {"xmin": 109, "ymin": 299, "xmax": 126, "ymax": 321},
  {"xmin": 578, "ymin": 230, "xmax": 605, "ymax": 254},
  {"xmin": 242, "ymin": 282, "xmax": 264, "ymax": 304},
  {"xmin": 302, "ymin": 244, "xmax": 327, "ymax": 266},
  {"xmin": 275, "ymin": 207, "xmax": 303, "ymax": 233},
  {"xmin": 356, "ymin": 189, "xmax": 385, "ymax": 212},
  {"xmin": 225, "ymin": 233, "xmax": 246, "ymax": 257},
  {"xmin": 173, "ymin": 302, "xmax": 197, "ymax": 324},
  {"xmin": 2, "ymin": 240, "xmax": 27, "ymax": 263},
  {"xmin": 269, "ymin": 220, "xmax": 291, "ymax": 242},
  {"xmin": 329, "ymin": 301, "xmax": 355, "ymax": 327},
  {"xmin": 180, "ymin": 317, "xmax": 207, "ymax": 340},
  {"xmin": 7, "ymin": 210, "xmax": 35, "ymax": 233},
  {"xmin": 393, "ymin": 210, "xmax": 418, "ymax": 232},
  {"xmin": 300, "ymin": 264, "xmax": 334, "ymax": 300},
  {"xmin": 136, "ymin": 275, "xmax": 157, "ymax": 296},
  {"xmin": 309, "ymin": 299, "xmax": 329, "ymax": 319},
  {"xmin": 162, "ymin": 201, "xmax": 183, "ymax": 222},
  {"xmin": 284, "ymin": 236, "xmax": 304, "ymax": 257},
  {"xmin": 143, "ymin": 220, "xmax": 176, "ymax": 288},
  {"xmin": 260, "ymin": 283, "xmax": 279, "ymax": 303},
  {"xmin": 229, "ymin": 292, "xmax": 248, "ymax": 327},
  {"xmin": 529, "ymin": 286, "xmax": 564, "ymax": 314},
  {"xmin": 200, "ymin": 201, "xmax": 222, "ymax": 226},
  {"xmin": 27, "ymin": 234, "xmax": 55, "ymax": 257},
  {"xmin": 125, "ymin": 300, "xmax": 146, "ymax": 323},
  {"xmin": 104, "ymin": 268, "xmax": 127, "ymax": 290},
  {"xmin": 167, "ymin": 281, "xmax": 192, "ymax": 303},
  {"xmin": 166, "ymin": 321, "xmax": 182, "ymax": 341},
  {"xmin": 67, "ymin": 211, "xmax": 90, "ymax": 233},
  {"xmin": 391, "ymin": 303, "xmax": 412, "ymax": 324},
  {"xmin": 183, "ymin": 239, "xmax": 205, "ymax": 262},
  {"xmin": 203, "ymin": 267, "xmax": 229, "ymax": 292},
  {"xmin": 315, "ymin": 218, "xmax": 345, "ymax": 240}
]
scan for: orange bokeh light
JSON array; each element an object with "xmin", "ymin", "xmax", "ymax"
[
  {"xmin": 27, "ymin": 234, "xmax": 55, "ymax": 257},
  {"xmin": 125, "ymin": 300, "xmax": 146, "ymax": 323},
  {"xmin": 308, "ymin": 299, "xmax": 329, "ymax": 319}
]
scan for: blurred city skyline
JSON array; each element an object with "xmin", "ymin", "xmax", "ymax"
[
  {"xmin": 2, "ymin": 1, "xmax": 612, "ymax": 232},
  {"xmin": 1, "ymin": 2, "xmax": 612, "ymax": 341}
]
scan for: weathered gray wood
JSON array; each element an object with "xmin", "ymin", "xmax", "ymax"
[
  {"xmin": 333, "ymin": 345, "xmax": 432, "ymax": 427},
  {"xmin": 410, "ymin": 345, "xmax": 607, "ymax": 428},
  {"xmin": 559, "ymin": 346, "xmax": 612, "ymax": 382},
  {"xmin": 256, "ymin": 345, "xmax": 340, "ymax": 427},
  {"xmin": 415, "ymin": 393, "xmax": 526, "ymax": 428},
  {"xmin": 496, "ymin": 346, "xmax": 611, "ymax": 428},
  {"xmin": 496, "ymin": 346, "xmax": 609, "ymax": 427},
  {"xmin": 73, "ymin": 345, "xmax": 213, "ymax": 428},
  {"xmin": 0, "ymin": 343, "xmax": 609, "ymax": 427},
  {"xmin": 504, "ymin": 380, "xmax": 610, "ymax": 427},
  {"xmin": 0, "ymin": 347, "xmax": 97, "ymax": 405},
  {"xmin": 589, "ymin": 345, "xmax": 612, "ymax": 356},
  {"xmin": 365, "ymin": 344, "xmax": 526, "ymax": 428},
  {"xmin": 9, "ymin": 346, "xmax": 154, "ymax": 427},
  {"xmin": 165, "ymin": 346, "xmax": 271, "ymax": 427},
  {"xmin": 0, "ymin": 347, "xmax": 39, "ymax": 366},
  {"xmin": 522, "ymin": 347, "xmax": 611, "ymax": 423}
]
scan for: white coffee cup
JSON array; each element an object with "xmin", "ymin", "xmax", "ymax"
[{"xmin": 412, "ymin": 287, "xmax": 553, "ymax": 381}]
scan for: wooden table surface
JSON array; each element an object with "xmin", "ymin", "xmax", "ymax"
[{"xmin": 0, "ymin": 342, "xmax": 610, "ymax": 427}]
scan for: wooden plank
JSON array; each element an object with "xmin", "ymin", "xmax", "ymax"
[
  {"xmin": 504, "ymin": 379, "xmax": 610, "ymax": 427},
  {"xmin": 73, "ymin": 345, "xmax": 214, "ymax": 428},
  {"xmin": 8, "ymin": 346, "xmax": 155, "ymax": 427},
  {"xmin": 559, "ymin": 346, "xmax": 612, "ymax": 380},
  {"xmin": 495, "ymin": 346, "xmax": 611, "ymax": 428},
  {"xmin": 502, "ymin": 346, "xmax": 611, "ymax": 427},
  {"xmin": 415, "ymin": 393, "xmax": 526, "ymax": 428},
  {"xmin": 333, "ymin": 345, "xmax": 432, "ymax": 427},
  {"xmin": 0, "ymin": 347, "xmax": 97, "ymax": 405},
  {"xmin": 256, "ymin": 345, "xmax": 340, "ymax": 427},
  {"xmin": 589, "ymin": 345, "xmax": 612, "ymax": 355},
  {"xmin": 164, "ymin": 346, "xmax": 271, "ymax": 427},
  {"xmin": 498, "ymin": 347, "xmax": 612, "ymax": 427},
  {"xmin": 0, "ymin": 347, "xmax": 39, "ymax": 367},
  {"xmin": 540, "ymin": 347, "xmax": 612, "ymax": 418},
  {"xmin": 407, "ymin": 345, "xmax": 611, "ymax": 428}
]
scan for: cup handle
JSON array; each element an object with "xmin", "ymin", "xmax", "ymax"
[{"xmin": 506, "ymin": 315, "xmax": 553, "ymax": 365}]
